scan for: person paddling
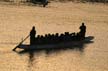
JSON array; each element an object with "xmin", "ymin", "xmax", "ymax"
[{"xmin": 30, "ymin": 26, "xmax": 36, "ymax": 45}]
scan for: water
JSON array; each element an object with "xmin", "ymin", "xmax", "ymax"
[
  {"xmin": 0, "ymin": 2, "xmax": 108, "ymax": 71},
  {"xmin": 0, "ymin": 35, "xmax": 108, "ymax": 71}
]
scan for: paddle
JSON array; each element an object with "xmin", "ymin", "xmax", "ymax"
[{"xmin": 12, "ymin": 34, "xmax": 30, "ymax": 51}]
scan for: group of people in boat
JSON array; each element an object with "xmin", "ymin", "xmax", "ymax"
[{"xmin": 30, "ymin": 23, "xmax": 86, "ymax": 45}]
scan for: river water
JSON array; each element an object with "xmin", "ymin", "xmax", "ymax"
[{"xmin": 0, "ymin": 2, "xmax": 108, "ymax": 71}]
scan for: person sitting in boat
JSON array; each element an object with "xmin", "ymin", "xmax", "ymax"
[
  {"xmin": 79, "ymin": 22, "xmax": 86, "ymax": 39},
  {"xmin": 30, "ymin": 26, "xmax": 36, "ymax": 45}
]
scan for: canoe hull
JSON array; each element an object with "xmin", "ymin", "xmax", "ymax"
[{"xmin": 17, "ymin": 41, "xmax": 84, "ymax": 50}]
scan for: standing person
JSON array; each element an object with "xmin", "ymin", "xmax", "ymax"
[
  {"xmin": 30, "ymin": 26, "xmax": 36, "ymax": 45},
  {"xmin": 79, "ymin": 22, "xmax": 86, "ymax": 39}
]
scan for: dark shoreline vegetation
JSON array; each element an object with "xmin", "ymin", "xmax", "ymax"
[{"xmin": 0, "ymin": 0, "xmax": 107, "ymax": 5}]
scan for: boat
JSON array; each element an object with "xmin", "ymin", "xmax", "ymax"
[
  {"xmin": 13, "ymin": 31, "xmax": 94, "ymax": 51},
  {"xmin": 13, "ymin": 24, "xmax": 93, "ymax": 51},
  {"xmin": 14, "ymin": 40, "xmax": 83, "ymax": 50}
]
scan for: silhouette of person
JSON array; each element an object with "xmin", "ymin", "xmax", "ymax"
[
  {"xmin": 79, "ymin": 22, "xmax": 86, "ymax": 39},
  {"xmin": 30, "ymin": 26, "xmax": 36, "ymax": 45}
]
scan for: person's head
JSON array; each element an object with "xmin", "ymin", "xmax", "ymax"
[
  {"xmin": 32, "ymin": 26, "xmax": 35, "ymax": 30},
  {"xmin": 82, "ymin": 22, "xmax": 84, "ymax": 26}
]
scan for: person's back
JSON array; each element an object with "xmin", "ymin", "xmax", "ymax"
[
  {"xmin": 80, "ymin": 23, "xmax": 86, "ymax": 32},
  {"xmin": 79, "ymin": 23, "xmax": 86, "ymax": 39},
  {"xmin": 30, "ymin": 26, "xmax": 36, "ymax": 45}
]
